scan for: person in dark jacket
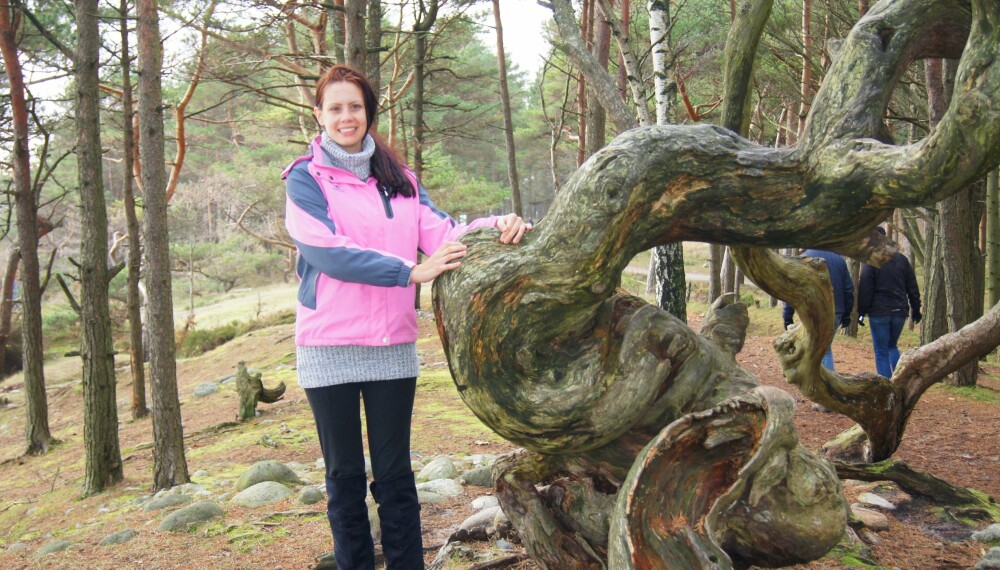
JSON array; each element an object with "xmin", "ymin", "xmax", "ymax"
[
  {"xmin": 857, "ymin": 228, "xmax": 921, "ymax": 378},
  {"xmin": 782, "ymin": 249, "xmax": 854, "ymax": 371}
]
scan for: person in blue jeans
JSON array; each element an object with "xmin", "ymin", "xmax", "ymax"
[
  {"xmin": 783, "ymin": 249, "xmax": 854, "ymax": 372},
  {"xmin": 857, "ymin": 228, "xmax": 922, "ymax": 378}
]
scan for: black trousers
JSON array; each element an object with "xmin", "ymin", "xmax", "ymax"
[{"xmin": 305, "ymin": 377, "xmax": 417, "ymax": 482}]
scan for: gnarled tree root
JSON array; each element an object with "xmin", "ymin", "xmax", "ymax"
[
  {"xmin": 835, "ymin": 459, "xmax": 1000, "ymax": 521},
  {"xmin": 609, "ymin": 386, "xmax": 845, "ymax": 569}
]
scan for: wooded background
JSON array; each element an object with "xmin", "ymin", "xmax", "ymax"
[{"xmin": 1, "ymin": 0, "xmax": 997, "ymax": 537}]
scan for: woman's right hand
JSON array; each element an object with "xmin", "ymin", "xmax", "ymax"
[{"xmin": 409, "ymin": 241, "xmax": 467, "ymax": 284}]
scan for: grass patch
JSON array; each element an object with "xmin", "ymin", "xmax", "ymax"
[
  {"xmin": 940, "ymin": 384, "xmax": 1000, "ymax": 406},
  {"xmin": 177, "ymin": 310, "xmax": 294, "ymax": 358}
]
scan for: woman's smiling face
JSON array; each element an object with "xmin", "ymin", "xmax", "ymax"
[{"xmin": 314, "ymin": 81, "xmax": 367, "ymax": 153}]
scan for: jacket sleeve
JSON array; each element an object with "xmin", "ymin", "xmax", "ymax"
[
  {"xmin": 285, "ymin": 163, "xmax": 412, "ymax": 287},
  {"xmin": 841, "ymin": 259, "xmax": 855, "ymax": 317},
  {"xmin": 904, "ymin": 258, "xmax": 921, "ymax": 313},
  {"xmin": 857, "ymin": 264, "xmax": 875, "ymax": 316},
  {"xmin": 414, "ymin": 179, "xmax": 497, "ymax": 256}
]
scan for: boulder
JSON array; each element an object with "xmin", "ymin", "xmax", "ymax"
[
  {"xmin": 193, "ymin": 383, "xmax": 219, "ymax": 398},
  {"xmin": 850, "ymin": 505, "xmax": 890, "ymax": 531},
  {"xmin": 99, "ymin": 529, "xmax": 138, "ymax": 546},
  {"xmin": 230, "ymin": 481, "xmax": 293, "ymax": 508},
  {"xmin": 235, "ymin": 460, "xmax": 304, "ymax": 490},
  {"xmin": 157, "ymin": 501, "xmax": 224, "ymax": 532},
  {"xmin": 857, "ymin": 492, "xmax": 896, "ymax": 510},
  {"xmin": 416, "ymin": 478, "xmax": 463, "ymax": 497},
  {"xmin": 460, "ymin": 466, "xmax": 493, "ymax": 488},
  {"xmin": 976, "ymin": 547, "xmax": 1000, "ymax": 570},
  {"xmin": 33, "ymin": 540, "xmax": 73, "ymax": 559},
  {"xmin": 471, "ymin": 495, "xmax": 499, "ymax": 511},
  {"xmin": 299, "ymin": 485, "xmax": 325, "ymax": 505},
  {"xmin": 142, "ymin": 493, "xmax": 192, "ymax": 512},
  {"xmin": 417, "ymin": 456, "xmax": 458, "ymax": 482},
  {"xmin": 417, "ymin": 491, "xmax": 448, "ymax": 505},
  {"xmin": 973, "ymin": 524, "xmax": 1000, "ymax": 544}
]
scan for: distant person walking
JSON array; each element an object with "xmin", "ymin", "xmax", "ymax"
[
  {"xmin": 782, "ymin": 249, "xmax": 854, "ymax": 371},
  {"xmin": 857, "ymin": 228, "xmax": 921, "ymax": 378},
  {"xmin": 284, "ymin": 65, "xmax": 529, "ymax": 569}
]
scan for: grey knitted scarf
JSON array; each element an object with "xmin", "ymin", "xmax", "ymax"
[{"xmin": 320, "ymin": 131, "xmax": 375, "ymax": 181}]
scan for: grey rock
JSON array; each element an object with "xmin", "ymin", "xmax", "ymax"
[
  {"xmin": 157, "ymin": 501, "xmax": 224, "ymax": 532},
  {"xmin": 450, "ymin": 505, "xmax": 504, "ymax": 542},
  {"xmin": 460, "ymin": 466, "xmax": 493, "ymax": 488},
  {"xmin": 977, "ymin": 547, "xmax": 1000, "ymax": 570},
  {"xmin": 496, "ymin": 538, "xmax": 515, "ymax": 551},
  {"xmin": 33, "ymin": 540, "xmax": 73, "ymax": 559},
  {"xmin": 467, "ymin": 454, "xmax": 498, "ymax": 467},
  {"xmin": 99, "ymin": 529, "xmax": 138, "ymax": 546},
  {"xmin": 219, "ymin": 374, "xmax": 237, "ymax": 384},
  {"xmin": 299, "ymin": 486, "xmax": 325, "ymax": 505},
  {"xmin": 230, "ymin": 481, "xmax": 294, "ymax": 508},
  {"xmin": 314, "ymin": 457, "xmax": 325, "ymax": 471},
  {"xmin": 192, "ymin": 470, "xmax": 209, "ymax": 478},
  {"xmin": 416, "ymin": 478, "xmax": 463, "ymax": 497},
  {"xmin": 142, "ymin": 493, "xmax": 192, "ymax": 512},
  {"xmin": 471, "ymin": 495, "xmax": 499, "ymax": 511},
  {"xmin": 851, "ymin": 505, "xmax": 890, "ymax": 531},
  {"xmin": 858, "ymin": 492, "xmax": 896, "ymax": 510},
  {"xmin": 193, "ymin": 382, "xmax": 219, "ymax": 398},
  {"xmin": 973, "ymin": 524, "xmax": 1000, "ymax": 543},
  {"xmin": 6, "ymin": 542, "xmax": 29, "ymax": 553},
  {"xmin": 418, "ymin": 456, "xmax": 458, "ymax": 482},
  {"xmin": 235, "ymin": 460, "xmax": 304, "ymax": 490},
  {"xmin": 417, "ymin": 490, "xmax": 448, "ymax": 504},
  {"xmin": 174, "ymin": 483, "xmax": 211, "ymax": 497}
]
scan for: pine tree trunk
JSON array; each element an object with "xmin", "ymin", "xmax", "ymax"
[
  {"xmin": 365, "ymin": 0, "xmax": 382, "ymax": 94},
  {"xmin": 77, "ymin": 0, "xmax": 124, "ymax": 495},
  {"xmin": 987, "ymin": 168, "xmax": 1000, "ymax": 309},
  {"xmin": 343, "ymin": 0, "xmax": 366, "ymax": 70},
  {"xmin": 585, "ymin": 14, "xmax": 610, "ymax": 157},
  {"xmin": 493, "ymin": 0, "xmax": 523, "ymax": 217},
  {"xmin": 137, "ymin": 0, "xmax": 189, "ymax": 490},
  {"xmin": 0, "ymin": 0, "xmax": 50, "ymax": 455},
  {"xmin": 326, "ymin": 0, "xmax": 345, "ymax": 65},
  {"xmin": 120, "ymin": 0, "xmax": 147, "ymax": 420}
]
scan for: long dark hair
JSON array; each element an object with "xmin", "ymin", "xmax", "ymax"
[{"xmin": 314, "ymin": 65, "xmax": 413, "ymax": 198}]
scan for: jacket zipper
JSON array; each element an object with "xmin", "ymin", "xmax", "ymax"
[{"xmin": 378, "ymin": 186, "xmax": 394, "ymax": 219}]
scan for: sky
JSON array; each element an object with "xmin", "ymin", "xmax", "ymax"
[{"xmin": 487, "ymin": 0, "xmax": 552, "ymax": 78}]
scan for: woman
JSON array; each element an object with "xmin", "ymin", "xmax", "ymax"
[
  {"xmin": 857, "ymin": 227, "xmax": 921, "ymax": 378},
  {"xmin": 283, "ymin": 65, "xmax": 529, "ymax": 569}
]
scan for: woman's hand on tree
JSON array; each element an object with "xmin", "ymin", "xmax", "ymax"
[
  {"xmin": 410, "ymin": 241, "xmax": 467, "ymax": 284},
  {"xmin": 497, "ymin": 213, "xmax": 531, "ymax": 245}
]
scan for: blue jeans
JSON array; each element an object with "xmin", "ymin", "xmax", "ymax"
[
  {"xmin": 869, "ymin": 315, "xmax": 907, "ymax": 378},
  {"xmin": 822, "ymin": 316, "xmax": 841, "ymax": 372}
]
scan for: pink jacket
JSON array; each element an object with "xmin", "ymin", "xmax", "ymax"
[{"xmin": 283, "ymin": 138, "xmax": 497, "ymax": 347}]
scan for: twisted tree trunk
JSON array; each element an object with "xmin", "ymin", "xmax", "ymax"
[{"xmin": 433, "ymin": 0, "xmax": 1000, "ymax": 567}]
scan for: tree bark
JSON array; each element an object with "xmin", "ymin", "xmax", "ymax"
[
  {"xmin": 585, "ymin": 11, "xmax": 611, "ymax": 157},
  {"xmin": 411, "ymin": 0, "xmax": 438, "ymax": 179},
  {"xmin": 492, "ymin": 0, "xmax": 523, "ymax": 217},
  {"xmin": 434, "ymin": 1, "xmax": 1000, "ymax": 566},
  {"xmin": 77, "ymin": 0, "xmax": 124, "ymax": 495},
  {"xmin": 988, "ymin": 168, "xmax": 1000, "ymax": 309},
  {"xmin": 236, "ymin": 361, "xmax": 286, "ymax": 421},
  {"xmin": 137, "ymin": 0, "xmax": 189, "ymax": 490},
  {"xmin": 120, "ymin": 0, "xmax": 147, "ymax": 420},
  {"xmin": 941, "ymin": 179, "xmax": 986, "ymax": 386},
  {"xmin": 344, "ymin": 0, "xmax": 365, "ymax": 70},
  {"xmin": 326, "ymin": 0, "xmax": 345, "ymax": 65},
  {"xmin": 0, "ymin": 250, "xmax": 19, "ymax": 377},
  {"xmin": 0, "ymin": 0, "xmax": 50, "ymax": 455},
  {"xmin": 365, "ymin": 0, "xmax": 382, "ymax": 94}
]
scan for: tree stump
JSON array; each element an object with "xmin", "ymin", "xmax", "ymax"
[{"xmin": 236, "ymin": 361, "xmax": 285, "ymax": 421}]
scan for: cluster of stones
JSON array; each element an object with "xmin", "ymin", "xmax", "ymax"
[{"xmin": 10, "ymin": 452, "xmax": 509, "ymax": 564}]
